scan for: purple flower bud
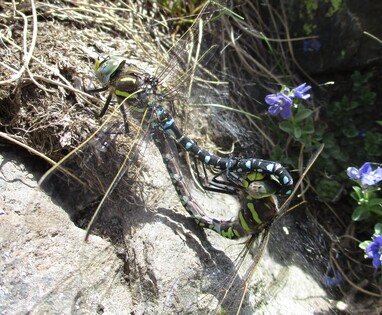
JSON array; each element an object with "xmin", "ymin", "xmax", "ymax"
[
  {"xmin": 347, "ymin": 166, "xmax": 362, "ymax": 181},
  {"xmin": 291, "ymin": 83, "xmax": 311, "ymax": 100}
]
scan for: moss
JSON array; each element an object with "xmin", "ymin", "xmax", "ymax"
[
  {"xmin": 325, "ymin": 0, "xmax": 343, "ymax": 17},
  {"xmin": 302, "ymin": 0, "xmax": 318, "ymax": 35},
  {"xmin": 302, "ymin": 0, "xmax": 344, "ymax": 35}
]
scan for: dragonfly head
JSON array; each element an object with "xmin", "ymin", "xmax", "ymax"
[
  {"xmin": 242, "ymin": 172, "xmax": 279, "ymax": 199},
  {"xmin": 247, "ymin": 180, "xmax": 279, "ymax": 199},
  {"xmin": 94, "ymin": 55, "xmax": 126, "ymax": 85}
]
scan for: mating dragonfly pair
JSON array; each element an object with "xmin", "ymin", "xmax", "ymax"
[
  {"xmin": 35, "ymin": 1, "xmax": 325, "ymax": 314},
  {"xmin": 74, "ymin": 54, "xmax": 322, "ymax": 313},
  {"xmin": 81, "ymin": 54, "xmax": 294, "ymax": 241}
]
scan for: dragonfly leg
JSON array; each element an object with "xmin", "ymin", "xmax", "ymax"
[
  {"xmin": 84, "ymin": 86, "xmax": 109, "ymax": 93},
  {"xmin": 119, "ymin": 104, "xmax": 129, "ymax": 134},
  {"xmin": 193, "ymin": 159, "xmax": 240, "ymax": 195},
  {"xmin": 87, "ymin": 87, "xmax": 130, "ymax": 134},
  {"xmin": 98, "ymin": 92, "xmax": 113, "ymax": 118}
]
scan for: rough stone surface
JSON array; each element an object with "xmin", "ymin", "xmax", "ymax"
[
  {"xmin": 0, "ymin": 147, "xmax": 332, "ymax": 314},
  {"xmin": 290, "ymin": 0, "xmax": 382, "ymax": 74},
  {"xmin": 0, "ymin": 149, "xmax": 131, "ymax": 314}
]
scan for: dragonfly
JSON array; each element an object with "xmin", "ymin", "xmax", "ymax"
[
  {"xmin": 37, "ymin": 1, "xmax": 311, "ymax": 313},
  {"xmin": 41, "ymin": 39, "xmax": 293, "ymax": 238},
  {"xmin": 72, "ymin": 51, "xmax": 293, "ymax": 239},
  {"xmin": 154, "ymin": 114, "xmax": 325, "ymax": 312},
  {"xmin": 77, "ymin": 52, "xmax": 321, "ymax": 312}
]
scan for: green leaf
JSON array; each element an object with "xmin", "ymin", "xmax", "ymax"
[
  {"xmin": 352, "ymin": 205, "xmax": 370, "ymax": 221},
  {"xmin": 350, "ymin": 186, "xmax": 362, "ymax": 201},
  {"xmin": 294, "ymin": 108, "xmax": 313, "ymax": 122},
  {"xmin": 301, "ymin": 123, "xmax": 315, "ymax": 135},
  {"xmin": 279, "ymin": 121, "xmax": 294, "ymax": 134},
  {"xmin": 359, "ymin": 240, "xmax": 372, "ymax": 250},
  {"xmin": 293, "ymin": 126, "xmax": 302, "ymax": 138},
  {"xmin": 375, "ymin": 223, "xmax": 382, "ymax": 235},
  {"xmin": 343, "ymin": 127, "xmax": 358, "ymax": 138},
  {"xmin": 316, "ymin": 178, "xmax": 341, "ymax": 202},
  {"xmin": 368, "ymin": 198, "xmax": 382, "ymax": 207}
]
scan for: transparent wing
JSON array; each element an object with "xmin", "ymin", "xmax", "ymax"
[{"xmin": 38, "ymin": 96, "xmax": 150, "ymax": 236}]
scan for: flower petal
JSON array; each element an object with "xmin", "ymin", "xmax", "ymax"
[
  {"xmin": 366, "ymin": 242, "xmax": 377, "ymax": 258},
  {"xmin": 347, "ymin": 167, "xmax": 361, "ymax": 180},
  {"xmin": 265, "ymin": 93, "xmax": 293, "ymax": 119},
  {"xmin": 366, "ymin": 236, "xmax": 382, "ymax": 269},
  {"xmin": 280, "ymin": 105, "xmax": 293, "ymax": 119},
  {"xmin": 359, "ymin": 162, "xmax": 372, "ymax": 176},
  {"xmin": 292, "ymin": 83, "xmax": 312, "ymax": 100},
  {"xmin": 268, "ymin": 104, "xmax": 281, "ymax": 116},
  {"xmin": 371, "ymin": 168, "xmax": 382, "ymax": 184},
  {"xmin": 265, "ymin": 94, "xmax": 279, "ymax": 106},
  {"xmin": 361, "ymin": 174, "xmax": 378, "ymax": 186},
  {"xmin": 372, "ymin": 254, "xmax": 382, "ymax": 269},
  {"xmin": 374, "ymin": 235, "xmax": 382, "ymax": 246}
]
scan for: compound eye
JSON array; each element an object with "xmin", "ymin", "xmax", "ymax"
[
  {"xmin": 95, "ymin": 55, "xmax": 110, "ymax": 68},
  {"xmin": 247, "ymin": 180, "xmax": 278, "ymax": 199}
]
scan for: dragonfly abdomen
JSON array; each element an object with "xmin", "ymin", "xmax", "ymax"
[{"xmin": 155, "ymin": 105, "xmax": 293, "ymax": 197}]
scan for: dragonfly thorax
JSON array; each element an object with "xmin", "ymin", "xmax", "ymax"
[{"xmin": 109, "ymin": 67, "xmax": 160, "ymax": 105}]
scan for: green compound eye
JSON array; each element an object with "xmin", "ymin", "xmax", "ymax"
[
  {"xmin": 94, "ymin": 55, "xmax": 126, "ymax": 85},
  {"xmin": 246, "ymin": 180, "xmax": 278, "ymax": 199},
  {"xmin": 242, "ymin": 172, "xmax": 278, "ymax": 199}
]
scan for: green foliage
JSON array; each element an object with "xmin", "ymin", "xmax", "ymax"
[
  {"xmin": 302, "ymin": 0, "xmax": 318, "ymax": 35},
  {"xmin": 317, "ymin": 71, "xmax": 380, "ymax": 200},
  {"xmin": 324, "ymin": 71, "xmax": 380, "ymax": 164},
  {"xmin": 269, "ymin": 70, "xmax": 380, "ymax": 204},
  {"xmin": 316, "ymin": 178, "xmax": 341, "ymax": 202},
  {"xmin": 301, "ymin": 0, "xmax": 343, "ymax": 33},
  {"xmin": 326, "ymin": 0, "xmax": 343, "ymax": 17},
  {"xmin": 279, "ymin": 105, "xmax": 315, "ymax": 145},
  {"xmin": 303, "ymin": 0, "xmax": 318, "ymax": 17},
  {"xmin": 350, "ymin": 186, "xmax": 382, "ymax": 221},
  {"xmin": 156, "ymin": 0, "xmax": 207, "ymax": 27},
  {"xmin": 376, "ymin": 223, "xmax": 382, "ymax": 235}
]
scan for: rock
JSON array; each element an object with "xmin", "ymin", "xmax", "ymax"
[
  {"xmin": 0, "ymin": 146, "xmax": 332, "ymax": 314},
  {"xmin": 0, "ymin": 148, "xmax": 132, "ymax": 314},
  {"xmin": 289, "ymin": 0, "xmax": 382, "ymax": 74}
]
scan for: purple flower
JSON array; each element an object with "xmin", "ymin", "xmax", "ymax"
[
  {"xmin": 291, "ymin": 83, "xmax": 311, "ymax": 100},
  {"xmin": 358, "ymin": 128, "xmax": 367, "ymax": 138},
  {"xmin": 265, "ymin": 93, "xmax": 293, "ymax": 119},
  {"xmin": 322, "ymin": 268, "xmax": 343, "ymax": 288},
  {"xmin": 303, "ymin": 39, "xmax": 321, "ymax": 52},
  {"xmin": 347, "ymin": 162, "xmax": 382, "ymax": 186},
  {"xmin": 366, "ymin": 235, "xmax": 382, "ymax": 269}
]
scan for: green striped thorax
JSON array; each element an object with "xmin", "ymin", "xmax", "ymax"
[
  {"xmin": 239, "ymin": 173, "xmax": 279, "ymax": 237},
  {"xmin": 88, "ymin": 54, "xmax": 162, "ymax": 134}
]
